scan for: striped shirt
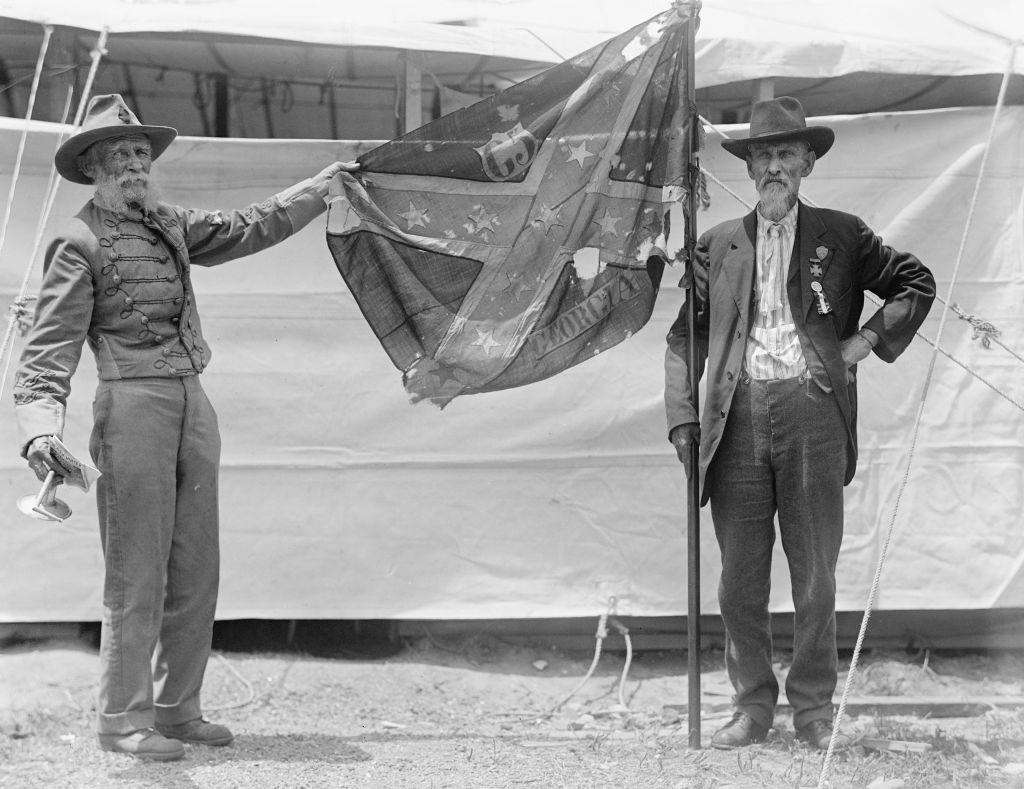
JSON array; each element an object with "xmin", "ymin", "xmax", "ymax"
[{"xmin": 744, "ymin": 202, "xmax": 808, "ymax": 379}]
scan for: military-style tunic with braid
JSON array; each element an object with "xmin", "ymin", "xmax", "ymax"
[
  {"xmin": 13, "ymin": 177, "xmax": 327, "ymax": 445},
  {"xmin": 11, "ymin": 175, "xmax": 331, "ymax": 736}
]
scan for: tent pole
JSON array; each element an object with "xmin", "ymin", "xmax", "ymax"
[
  {"xmin": 683, "ymin": 6, "xmax": 702, "ymax": 751},
  {"xmin": 396, "ymin": 53, "xmax": 423, "ymax": 134},
  {"xmin": 752, "ymin": 77, "xmax": 775, "ymax": 108},
  {"xmin": 327, "ymin": 81, "xmax": 339, "ymax": 140},
  {"xmin": 122, "ymin": 63, "xmax": 140, "ymax": 121},
  {"xmin": 0, "ymin": 59, "xmax": 19, "ymax": 117},
  {"xmin": 260, "ymin": 78, "xmax": 275, "ymax": 138},
  {"xmin": 212, "ymin": 74, "xmax": 229, "ymax": 137}
]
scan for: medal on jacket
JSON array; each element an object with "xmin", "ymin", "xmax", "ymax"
[
  {"xmin": 809, "ymin": 246, "xmax": 831, "ymax": 314},
  {"xmin": 810, "ymin": 280, "xmax": 831, "ymax": 314}
]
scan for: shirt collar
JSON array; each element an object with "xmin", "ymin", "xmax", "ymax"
[{"xmin": 756, "ymin": 200, "xmax": 799, "ymax": 235}]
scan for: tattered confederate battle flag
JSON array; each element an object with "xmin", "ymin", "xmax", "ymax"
[{"xmin": 327, "ymin": 6, "xmax": 696, "ymax": 406}]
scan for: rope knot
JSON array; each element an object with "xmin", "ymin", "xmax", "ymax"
[
  {"xmin": 951, "ymin": 301, "xmax": 1001, "ymax": 349},
  {"xmin": 8, "ymin": 294, "xmax": 37, "ymax": 336}
]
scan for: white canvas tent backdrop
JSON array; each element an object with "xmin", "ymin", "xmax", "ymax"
[
  {"xmin": 0, "ymin": 103, "xmax": 1022, "ymax": 624},
  {"xmin": 0, "ymin": 0, "xmax": 1022, "ymax": 140},
  {"xmin": 0, "ymin": 2, "xmax": 1022, "ymax": 629}
]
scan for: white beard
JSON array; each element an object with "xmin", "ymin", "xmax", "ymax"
[
  {"xmin": 756, "ymin": 180, "xmax": 796, "ymax": 222},
  {"xmin": 93, "ymin": 170, "xmax": 162, "ymax": 215}
]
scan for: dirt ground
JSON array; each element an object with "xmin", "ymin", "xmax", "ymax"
[{"xmin": 2, "ymin": 627, "xmax": 1024, "ymax": 789}]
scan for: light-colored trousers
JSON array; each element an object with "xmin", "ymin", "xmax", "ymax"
[{"xmin": 88, "ymin": 375, "xmax": 220, "ymax": 735}]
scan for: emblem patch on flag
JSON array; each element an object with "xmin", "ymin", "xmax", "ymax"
[{"xmin": 474, "ymin": 124, "xmax": 540, "ymax": 182}]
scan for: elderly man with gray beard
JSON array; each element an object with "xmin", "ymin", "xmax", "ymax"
[
  {"xmin": 664, "ymin": 97, "xmax": 935, "ymax": 750},
  {"xmin": 13, "ymin": 94, "xmax": 357, "ymax": 761}
]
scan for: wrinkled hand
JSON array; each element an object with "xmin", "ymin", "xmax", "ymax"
[
  {"xmin": 840, "ymin": 332, "xmax": 873, "ymax": 383},
  {"xmin": 670, "ymin": 423, "xmax": 700, "ymax": 479},
  {"xmin": 313, "ymin": 161, "xmax": 360, "ymax": 195},
  {"xmin": 25, "ymin": 436, "xmax": 55, "ymax": 482},
  {"xmin": 320, "ymin": 160, "xmax": 360, "ymax": 179}
]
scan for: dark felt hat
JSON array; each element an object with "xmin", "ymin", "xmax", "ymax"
[
  {"xmin": 55, "ymin": 94, "xmax": 177, "ymax": 184},
  {"xmin": 721, "ymin": 96, "xmax": 834, "ymax": 160}
]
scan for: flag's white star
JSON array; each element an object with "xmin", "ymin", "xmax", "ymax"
[
  {"xmin": 471, "ymin": 327, "xmax": 501, "ymax": 356},
  {"xmin": 595, "ymin": 209, "xmax": 621, "ymax": 237},
  {"xmin": 532, "ymin": 204, "xmax": 563, "ymax": 234},
  {"xmin": 566, "ymin": 140, "xmax": 595, "ymax": 168},
  {"xmin": 398, "ymin": 202, "xmax": 430, "ymax": 230},
  {"xmin": 468, "ymin": 205, "xmax": 500, "ymax": 235},
  {"xmin": 503, "ymin": 271, "xmax": 530, "ymax": 302},
  {"xmin": 496, "ymin": 104, "xmax": 519, "ymax": 122}
]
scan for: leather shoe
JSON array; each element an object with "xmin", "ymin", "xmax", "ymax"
[
  {"xmin": 98, "ymin": 728, "xmax": 185, "ymax": 761},
  {"xmin": 710, "ymin": 712, "xmax": 769, "ymax": 749},
  {"xmin": 796, "ymin": 719, "xmax": 853, "ymax": 750},
  {"xmin": 156, "ymin": 718, "xmax": 234, "ymax": 747}
]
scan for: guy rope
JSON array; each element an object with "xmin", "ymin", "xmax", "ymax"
[
  {"xmin": 815, "ymin": 35, "xmax": 1021, "ymax": 789},
  {"xmin": 0, "ymin": 25, "xmax": 53, "ymax": 387},
  {"xmin": 0, "ymin": 27, "xmax": 109, "ymax": 395}
]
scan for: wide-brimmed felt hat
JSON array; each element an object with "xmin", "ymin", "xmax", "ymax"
[
  {"xmin": 721, "ymin": 96, "xmax": 834, "ymax": 160},
  {"xmin": 55, "ymin": 94, "xmax": 177, "ymax": 184}
]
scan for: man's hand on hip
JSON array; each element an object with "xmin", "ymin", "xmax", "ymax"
[
  {"xmin": 670, "ymin": 423, "xmax": 700, "ymax": 479},
  {"xmin": 840, "ymin": 329, "xmax": 877, "ymax": 381}
]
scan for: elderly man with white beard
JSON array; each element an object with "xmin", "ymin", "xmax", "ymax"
[
  {"xmin": 664, "ymin": 97, "xmax": 935, "ymax": 751},
  {"xmin": 13, "ymin": 94, "xmax": 357, "ymax": 761}
]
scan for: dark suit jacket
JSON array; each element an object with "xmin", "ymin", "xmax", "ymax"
[{"xmin": 664, "ymin": 201, "xmax": 936, "ymax": 505}]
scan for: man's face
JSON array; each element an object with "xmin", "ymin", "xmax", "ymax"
[
  {"xmin": 89, "ymin": 135, "xmax": 154, "ymax": 211},
  {"xmin": 746, "ymin": 140, "xmax": 815, "ymax": 217},
  {"xmin": 100, "ymin": 135, "xmax": 152, "ymax": 192}
]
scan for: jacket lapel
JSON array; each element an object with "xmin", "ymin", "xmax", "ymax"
[
  {"xmin": 722, "ymin": 211, "xmax": 757, "ymax": 319},
  {"xmin": 791, "ymin": 201, "xmax": 831, "ymax": 319}
]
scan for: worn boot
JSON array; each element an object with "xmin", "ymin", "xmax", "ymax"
[
  {"xmin": 710, "ymin": 712, "xmax": 769, "ymax": 749},
  {"xmin": 157, "ymin": 718, "xmax": 234, "ymax": 747},
  {"xmin": 796, "ymin": 719, "xmax": 853, "ymax": 750},
  {"xmin": 98, "ymin": 728, "xmax": 186, "ymax": 760}
]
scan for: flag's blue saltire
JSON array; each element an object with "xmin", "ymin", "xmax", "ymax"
[{"xmin": 326, "ymin": 6, "xmax": 696, "ymax": 406}]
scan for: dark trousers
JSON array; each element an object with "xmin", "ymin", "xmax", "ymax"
[
  {"xmin": 708, "ymin": 374, "xmax": 847, "ymax": 730},
  {"xmin": 89, "ymin": 376, "xmax": 221, "ymax": 735}
]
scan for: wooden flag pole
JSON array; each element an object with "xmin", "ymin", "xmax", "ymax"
[{"xmin": 682, "ymin": 4, "xmax": 702, "ymax": 751}]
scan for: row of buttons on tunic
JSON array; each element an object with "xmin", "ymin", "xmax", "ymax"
[{"xmin": 102, "ymin": 214, "xmax": 204, "ymax": 371}]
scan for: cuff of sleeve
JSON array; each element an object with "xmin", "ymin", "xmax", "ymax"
[
  {"xmin": 860, "ymin": 313, "xmax": 900, "ymax": 362},
  {"xmin": 278, "ymin": 178, "xmax": 330, "ymax": 231},
  {"xmin": 858, "ymin": 327, "xmax": 880, "ymax": 347},
  {"xmin": 15, "ymin": 400, "xmax": 64, "ymax": 457},
  {"xmin": 668, "ymin": 422, "xmax": 698, "ymax": 443}
]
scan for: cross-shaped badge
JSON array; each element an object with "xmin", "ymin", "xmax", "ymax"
[{"xmin": 810, "ymin": 263, "xmax": 823, "ymax": 277}]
